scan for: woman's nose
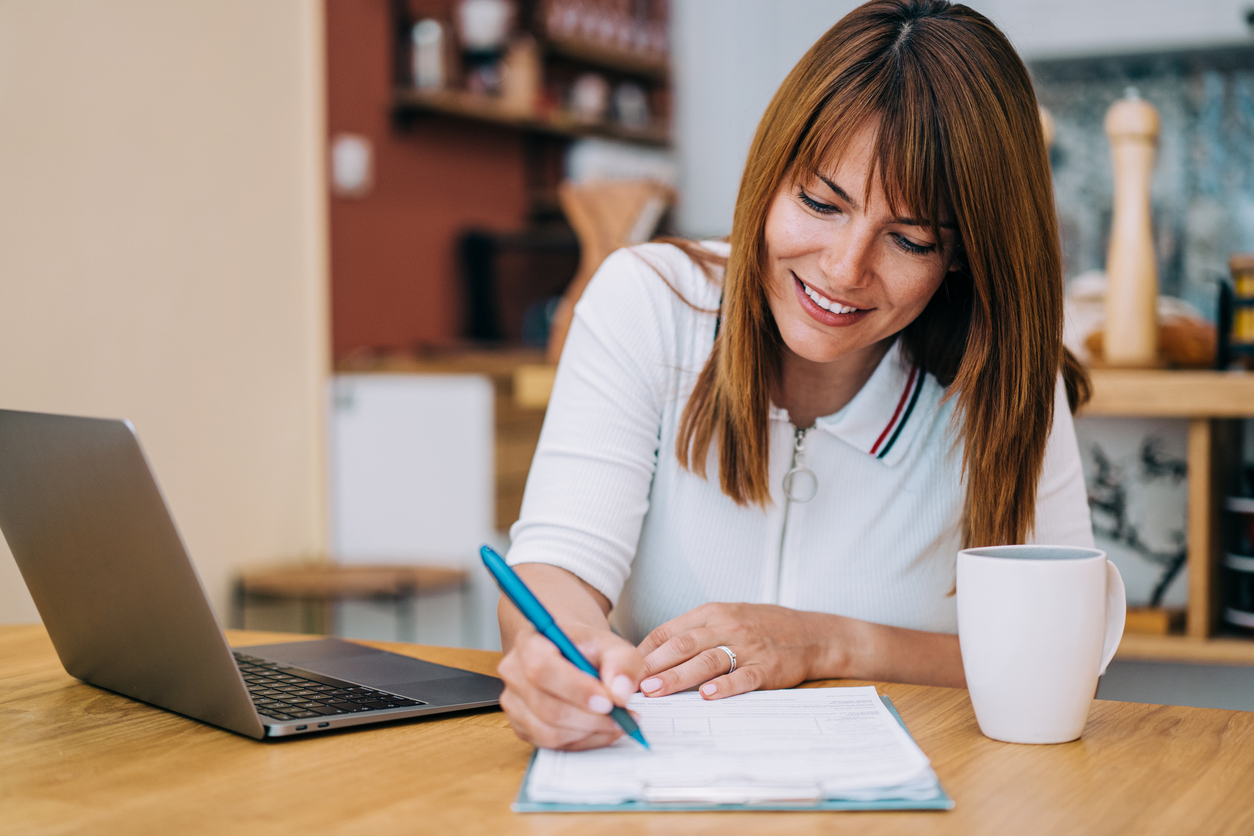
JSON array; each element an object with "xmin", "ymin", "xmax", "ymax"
[{"xmin": 818, "ymin": 226, "xmax": 876, "ymax": 289}]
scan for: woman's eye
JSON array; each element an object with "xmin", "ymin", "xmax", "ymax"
[
  {"xmin": 798, "ymin": 190, "xmax": 839, "ymax": 214},
  {"xmin": 891, "ymin": 232, "xmax": 936, "ymax": 256}
]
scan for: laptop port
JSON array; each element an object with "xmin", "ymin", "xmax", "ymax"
[
  {"xmin": 317, "ymin": 722, "xmax": 330, "ymax": 728},
  {"xmin": 295, "ymin": 725, "xmax": 307, "ymax": 730}
]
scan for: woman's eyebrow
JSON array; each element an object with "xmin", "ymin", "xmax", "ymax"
[
  {"xmin": 816, "ymin": 174, "xmax": 858, "ymax": 210},
  {"xmin": 817, "ymin": 173, "xmax": 957, "ymax": 229},
  {"xmin": 893, "ymin": 216, "xmax": 959, "ymax": 230}
]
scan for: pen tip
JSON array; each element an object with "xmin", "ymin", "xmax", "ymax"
[{"xmin": 632, "ymin": 731, "xmax": 650, "ymax": 750}]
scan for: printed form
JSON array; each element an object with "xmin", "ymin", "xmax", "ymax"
[{"xmin": 525, "ymin": 686, "xmax": 941, "ymax": 804}]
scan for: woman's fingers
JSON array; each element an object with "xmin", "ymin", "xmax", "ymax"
[
  {"xmin": 580, "ymin": 634, "xmax": 648, "ymax": 707},
  {"xmin": 639, "ymin": 624, "xmax": 721, "ymax": 678},
  {"xmin": 501, "ymin": 633, "xmax": 615, "ymax": 718},
  {"xmin": 510, "ymin": 681, "xmax": 622, "ymax": 735},
  {"xmin": 697, "ymin": 665, "xmax": 766, "ymax": 700},
  {"xmin": 497, "ymin": 628, "xmax": 647, "ymax": 750},
  {"xmin": 640, "ymin": 643, "xmax": 736, "ymax": 697},
  {"xmin": 637, "ymin": 608, "xmax": 709, "ymax": 657},
  {"xmin": 500, "ymin": 686, "xmax": 623, "ymax": 750}
]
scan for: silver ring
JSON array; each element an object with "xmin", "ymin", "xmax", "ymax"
[{"xmin": 715, "ymin": 645, "xmax": 737, "ymax": 675}]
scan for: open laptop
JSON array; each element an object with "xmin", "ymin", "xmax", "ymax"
[{"xmin": 0, "ymin": 408, "xmax": 502, "ymax": 739}]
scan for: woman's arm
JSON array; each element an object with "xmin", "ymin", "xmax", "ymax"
[
  {"xmin": 1030, "ymin": 376, "xmax": 1096, "ymax": 548},
  {"xmin": 635, "ymin": 379, "xmax": 1091, "ymax": 699},
  {"xmin": 496, "ymin": 564, "xmax": 647, "ymax": 750},
  {"xmin": 497, "ymin": 248, "xmax": 706, "ymax": 748},
  {"xmin": 634, "ymin": 604, "xmax": 965, "ymax": 700}
]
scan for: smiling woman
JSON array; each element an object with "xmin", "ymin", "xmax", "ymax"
[
  {"xmin": 494, "ymin": 0, "xmax": 1096, "ymax": 753},
  {"xmin": 760, "ymin": 121, "xmax": 958, "ymax": 428}
]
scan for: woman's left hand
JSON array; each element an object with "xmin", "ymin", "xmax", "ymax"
[{"xmin": 635, "ymin": 603, "xmax": 845, "ymax": 700}]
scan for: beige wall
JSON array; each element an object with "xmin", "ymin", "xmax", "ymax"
[{"xmin": 0, "ymin": 2, "xmax": 328, "ymax": 623}]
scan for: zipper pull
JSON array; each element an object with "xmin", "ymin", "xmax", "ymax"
[{"xmin": 782, "ymin": 427, "xmax": 817, "ymax": 503}]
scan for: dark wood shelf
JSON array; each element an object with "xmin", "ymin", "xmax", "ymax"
[
  {"xmin": 393, "ymin": 88, "xmax": 670, "ymax": 148},
  {"xmin": 543, "ymin": 35, "xmax": 670, "ymax": 81}
]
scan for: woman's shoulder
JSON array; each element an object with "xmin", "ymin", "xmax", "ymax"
[{"xmin": 578, "ymin": 240, "xmax": 726, "ymax": 318}]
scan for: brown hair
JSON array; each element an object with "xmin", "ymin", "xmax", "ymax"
[{"xmin": 674, "ymin": 0, "xmax": 1089, "ymax": 548}]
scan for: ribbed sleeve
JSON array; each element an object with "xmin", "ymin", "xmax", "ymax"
[{"xmin": 506, "ymin": 247, "xmax": 683, "ymax": 604}]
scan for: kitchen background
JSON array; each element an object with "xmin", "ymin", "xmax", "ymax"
[{"xmin": 2, "ymin": 0, "xmax": 1254, "ymax": 708}]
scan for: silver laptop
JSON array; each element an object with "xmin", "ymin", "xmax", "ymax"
[{"xmin": 0, "ymin": 408, "xmax": 502, "ymax": 739}]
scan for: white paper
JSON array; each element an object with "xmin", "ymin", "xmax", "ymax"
[{"xmin": 525, "ymin": 686, "xmax": 939, "ymax": 805}]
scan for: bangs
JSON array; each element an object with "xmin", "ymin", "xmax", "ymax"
[{"xmin": 789, "ymin": 54, "xmax": 956, "ymax": 250}]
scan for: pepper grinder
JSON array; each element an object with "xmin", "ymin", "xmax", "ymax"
[{"xmin": 1103, "ymin": 88, "xmax": 1161, "ymax": 367}]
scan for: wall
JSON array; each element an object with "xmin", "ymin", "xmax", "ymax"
[
  {"xmin": 0, "ymin": 2, "xmax": 329, "ymax": 624},
  {"xmin": 671, "ymin": 0, "xmax": 1254, "ymax": 238},
  {"xmin": 327, "ymin": 0, "xmax": 531, "ymax": 358}
]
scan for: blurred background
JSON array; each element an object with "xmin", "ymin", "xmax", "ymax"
[{"xmin": 3, "ymin": 0, "xmax": 1254, "ymax": 708}]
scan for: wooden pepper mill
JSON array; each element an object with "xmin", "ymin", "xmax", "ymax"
[{"xmin": 1103, "ymin": 88, "xmax": 1161, "ymax": 367}]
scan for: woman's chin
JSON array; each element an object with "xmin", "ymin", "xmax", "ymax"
[{"xmin": 778, "ymin": 323, "xmax": 894, "ymax": 369}]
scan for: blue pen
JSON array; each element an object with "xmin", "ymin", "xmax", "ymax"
[{"xmin": 479, "ymin": 544, "xmax": 649, "ymax": 749}]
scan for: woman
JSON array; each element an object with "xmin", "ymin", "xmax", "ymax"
[{"xmin": 498, "ymin": 0, "xmax": 1094, "ymax": 751}]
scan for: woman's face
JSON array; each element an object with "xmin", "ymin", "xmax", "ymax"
[{"xmin": 763, "ymin": 121, "xmax": 958, "ymax": 369}]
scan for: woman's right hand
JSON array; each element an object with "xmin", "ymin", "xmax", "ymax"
[{"xmin": 497, "ymin": 626, "xmax": 646, "ymax": 751}]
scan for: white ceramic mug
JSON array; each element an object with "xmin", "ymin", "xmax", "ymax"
[{"xmin": 957, "ymin": 545, "xmax": 1126, "ymax": 744}]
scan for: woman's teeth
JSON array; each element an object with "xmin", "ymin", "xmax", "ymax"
[{"xmin": 802, "ymin": 282, "xmax": 861, "ymax": 314}]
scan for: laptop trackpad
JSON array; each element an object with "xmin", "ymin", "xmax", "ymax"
[
  {"xmin": 242, "ymin": 638, "xmax": 502, "ymax": 706},
  {"xmin": 308, "ymin": 653, "xmax": 465, "ymax": 687},
  {"xmin": 306, "ymin": 656, "xmax": 503, "ymax": 706}
]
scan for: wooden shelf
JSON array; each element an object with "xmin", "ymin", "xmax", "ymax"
[
  {"xmin": 336, "ymin": 346, "xmax": 545, "ymax": 378},
  {"xmin": 514, "ymin": 363, "xmax": 556, "ymax": 408},
  {"xmin": 1082, "ymin": 369, "xmax": 1254, "ymax": 417},
  {"xmin": 1084, "ymin": 369, "xmax": 1252, "ymax": 661},
  {"xmin": 394, "ymin": 88, "xmax": 670, "ymax": 148},
  {"xmin": 1116, "ymin": 632, "xmax": 1254, "ymax": 665},
  {"xmin": 544, "ymin": 36, "xmax": 670, "ymax": 80}
]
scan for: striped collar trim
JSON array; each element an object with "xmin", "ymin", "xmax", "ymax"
[
  {"xmin": 870, "ymin": 365, "xmax": 924, "ymax": 459},
  {"xmin": 809, "ymin": 340, "xmax": 932, "ymax": 466}
]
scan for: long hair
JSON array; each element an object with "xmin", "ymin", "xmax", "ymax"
[{"xmin": 674, "ymin": 0, "xmax": 1089, "ymax": 548}]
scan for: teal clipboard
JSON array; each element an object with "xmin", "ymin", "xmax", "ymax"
[{"xmin": 512, "ymin": 696, "xmax": 954, "ymax": 813}]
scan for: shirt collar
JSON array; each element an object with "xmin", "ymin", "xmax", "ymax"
[{"xmin": 769, "ymin": 340, "xmax": 930, "ymax": 466}]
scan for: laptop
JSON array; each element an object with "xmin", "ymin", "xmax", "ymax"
[{"xmin": 0, "ymin": 408, "xmax": 503, "ymax": 739}]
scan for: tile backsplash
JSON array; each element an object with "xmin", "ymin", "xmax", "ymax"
[{"xmin": 1032, "ymin": 45, "xmax": 1254, "ymax": 319}]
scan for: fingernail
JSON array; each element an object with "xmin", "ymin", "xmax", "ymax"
[
  {"xmin": 700, "ymin": 682, "xmax": 717, "ymax": 696},
  {"xmin": 588, "ymin": 694, "xmax": 613, "ymax": 714},
  {"xmin": 640, "ymin": 677, "xmax": 662, "ymax": 693},
  {"xmin": 611, "ymin": 675, "xmax": 633, "ymax": 701}
]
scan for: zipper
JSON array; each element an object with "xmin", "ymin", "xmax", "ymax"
[{"xmin": 773, "ymin": 426, "xmax": 815, "ymax": 604}]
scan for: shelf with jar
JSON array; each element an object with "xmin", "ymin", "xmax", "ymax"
[{"xmin": 392, "ymin": 0, "xmax": 671, "ymax": 150}]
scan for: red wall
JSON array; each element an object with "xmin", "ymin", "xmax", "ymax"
[{"xmin": 326, "ymin": 0, "xmax": 531, "ymax": 359}]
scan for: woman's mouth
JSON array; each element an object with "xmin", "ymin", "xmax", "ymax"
[{"xmin": 792, "ymin": 273, "xmax": 870, "ymax": 325}]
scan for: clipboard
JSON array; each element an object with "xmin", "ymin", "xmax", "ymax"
[{"xmin": 512, "ymin": 696, "xmax": 954, "ymax": 813}]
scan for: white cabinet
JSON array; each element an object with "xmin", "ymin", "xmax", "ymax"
[{"xmin": 328, "ymin": 374, "xmax": 503, "ymax": 648}]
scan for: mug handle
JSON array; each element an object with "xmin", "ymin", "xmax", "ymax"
[{"xmin": 1098, "ymin": 559, "xmax": 1127, "ymax": 676}]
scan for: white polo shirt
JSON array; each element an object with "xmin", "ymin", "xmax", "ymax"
[{"xmin": 507, "ymin": 242, "xmax": 1094, "ymax": 643}]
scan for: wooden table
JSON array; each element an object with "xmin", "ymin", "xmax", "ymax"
[{"xmin": 4, "ymin": 624, "xmax": 1253, "ymax": 835}]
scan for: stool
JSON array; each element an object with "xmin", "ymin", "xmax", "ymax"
[{"xmin": 233, "ymin": 562, "xmax": 469, "ymax": 643}]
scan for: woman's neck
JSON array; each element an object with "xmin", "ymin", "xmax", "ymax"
[{"xmin": 775, "ymin": 336, "xmax": 895, "ymax": 429}]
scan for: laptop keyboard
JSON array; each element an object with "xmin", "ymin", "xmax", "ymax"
[{"xmin": 234, "ymin": 652, "xmax": 426, "ymax": 722}]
